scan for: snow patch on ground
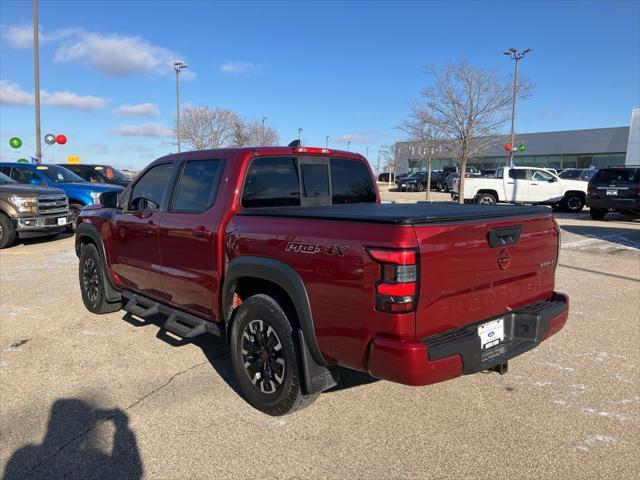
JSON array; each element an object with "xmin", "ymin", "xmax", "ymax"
[{"xmin": 574, "ymin": 434, "xmax": 620, "ymax": 452}]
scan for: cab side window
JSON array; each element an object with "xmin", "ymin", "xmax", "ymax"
[
  {"xmin": 172, "ymin": 160, "xmax": 223, "ymax": 212},
  {"xmin": 128, "ymin": 163, "xmax": 173, "ymax": 212},
  {"xmin": 532, "ymin": 170, "xmax": 553, "ymax": 182},
  {"xmin": 10, "ymin": 166, "xmax": 41, "ymax": 184},
  {"xmin": 508, "ymin": 169, "xmax": 528, "ymax": 180}
]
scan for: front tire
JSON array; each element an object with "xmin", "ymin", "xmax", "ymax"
[
  {"xmin": 417, "ymin": 183, "xmax": 425, "ymax": 192},
  {"xmin": 230, "ymin": 294, "xmax": 318, "ymax": 416},
  {"xmin": 79, "ymin": 243, "xmax": 122, "ymax": 314},
  {"xmin": 590, "ymin": 208, "xmax": 607, "ymax": 220},
  {"xmin": 562, "ymin": 193, "xmax": 585, "ymax": 213},
  {"xmin": 67, "ymin": 203, "xmax": 83, "ymax": 232},
  {"xmin": 0, "ymin": 213, "xmax": 16, "ymax": 249}
]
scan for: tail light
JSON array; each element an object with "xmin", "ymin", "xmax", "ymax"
[
  {"xmin": 367, "ymin": 248, "xmax": 418, "ymax": 313},
  {"xmin": 587, "ymin": 184, "xmax": 596, "ymax": 196}
]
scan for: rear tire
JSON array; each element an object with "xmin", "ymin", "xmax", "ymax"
[
  {"xmin": 0, "ymin": 213, "xmax": 16, "ymax": 249},
  {"xmin": 417, "ymin": 183, "xmax": 424, "ymax": 192},
  {"xmin": 444, "ymin": 183, "xmax": 450, "ymax": 193},
  {"xmin": 230, "ymin": 294, "xmax": 319, "ymax": 416},
  {"xmin": 589, "ymin": 208, "xmax": 607, "ymax": 220},
  {"xmin": 475, "ymin": 193, "xmax": 497, "ymax": 205},
  {"xmin": 79, "ymin": 243, "xmax": 122, "ymax": 314}
]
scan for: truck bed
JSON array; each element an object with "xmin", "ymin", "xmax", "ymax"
[{"xmin": 238, "ymin": 202, "xmax": 551, "ymax": 225}]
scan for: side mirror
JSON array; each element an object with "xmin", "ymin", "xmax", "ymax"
[
  {"xmin": 99, "ymin": 191, "xmax": 120, "ymax": 209},
  {"xmin": 548, "ymin": 177, "xmax": 557, "ymax": 183}
]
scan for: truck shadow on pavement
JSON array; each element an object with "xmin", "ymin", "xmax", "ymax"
[
  {"xmin": 2, "ymin": 398, "xmax": 142, "ymax": 480},
  {"xmin": 121, "ymin": 312, "xmax": 379, "ymax": 398},
  {"xmin": 561, "ymin": 224, "xmax": 640, "ymax": 250}
]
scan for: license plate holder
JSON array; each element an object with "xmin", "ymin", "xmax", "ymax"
[
  {"xmin": 478, "ymin": 318, "xmax": 505, "ymax": 350},
  {"xmin": 606, "ymin": 189, "xmax": 618, "ymax": 196},
  {"xmin": 57, "ymin": 217, "xmax": 67, "ymax": 226}
]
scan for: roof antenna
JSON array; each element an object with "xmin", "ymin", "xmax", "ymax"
[{"xmin": 288, "ymin": 139, "xmax": 300, "ymax": 148}]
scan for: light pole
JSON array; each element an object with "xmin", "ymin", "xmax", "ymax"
[
  {"xmin": 325, "ymin": 135, "xmax": 329, "ymax": 148},
  {"xmin": 365, "ymin": 146, "xmax": 369, "ymax": 159},
  {"xmin": 33, "ymin": 0, "xmax": 42, "ymax": 162},
  {"xmin": 298, "ymin": 128, "xmax": 303, "ymax": 146},
  {"xmin": 503, "ymin": 47, "xmax": 532, "ymax": 167},
  {"xmin": 347, "ymin": 140, "xmax": 351, "ymax": 152},
  {"xmin": 174, "ymin": 61, "xmax": 188, "ymax": 152},
  {"xmin": 376, "ymin": 150, "xmax": 381, "ymax": 178},
  {"xmin": 261, "ymin": 116, "xmax": 267, "ymax": 146}
]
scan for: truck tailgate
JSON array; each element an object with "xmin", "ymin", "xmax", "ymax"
[{"xmin": 414, "ymin": 212, "xmax": 559, "ymax": 339}]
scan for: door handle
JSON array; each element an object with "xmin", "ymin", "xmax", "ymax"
[
  {"xmin": 144, "ymin": 222, "xmax": 159, "ymax": 233},
  {"xmin": 531, "ymin": 183, "xmax": 539, "ymax": 185},
  {"xmin": 193, "ymin": 225, "xmax": 211, "ymax": 239},
  {"xmin": 507, "ymin": 182, "xmax": 514, "ymax": 185}
]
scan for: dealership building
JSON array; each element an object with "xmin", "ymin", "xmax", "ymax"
[{"xmin": 393, "ymin": 108, "xmax": 639, "ymax": 175}]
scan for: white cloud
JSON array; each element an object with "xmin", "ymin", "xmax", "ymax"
[
  {"xmin": 54, "ymin": 31, "xmax": 184, "ymax": 77},
  {"xmin": 0, "ymin": 80, "xmax": 107, "ymax": 111},
  {"xmin": 1, "ymin": 24, "xmax": 75, "ymax": 48},
  {"xmin": 333, "ymin": 133, "xmax": 376, "ymax": 144},
  {"xmin": 115, "ymin": 102, "xmax": 160, "ymax": 117},
  {"xmin": 0, "ymin": 80, "xmax": 33, "ymax": 106},
  {"xmin": 219, "ymin": 61, "xmax": 261, "ymax": 75},
  {"xmin": 42, "ymin": 90, "xmax": 107, "ymax": 111},
  {"xmin": 111, "ymin": 123, "xmax": 172, "ymax": 137}
]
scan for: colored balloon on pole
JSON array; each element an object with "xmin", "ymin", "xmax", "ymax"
[
  {"xmin": 17, "ymin": 158, "xmax": 28, "ymax": 163},
  {"xmin": 504, "ymin": 143, "xmax": 512, "ymax": 152},
  {"xmin": 55, "ymin": 134, "xmax": 67, "ymax": 145},
  {"xmin": 9, "ymin": 137, "xmax": 22, "ymax": 148},
  {"xmin": 44, "ymin": 133, "xmax": 56, "ymax": 145}
]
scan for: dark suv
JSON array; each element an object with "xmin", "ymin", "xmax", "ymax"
[
  {"xmin": 59, "ymin": 164, "xmax": 131, "ymax": 187},
  {"xmin": 587, "ymin": 167, "xmax": 640, "ymax": 220}
]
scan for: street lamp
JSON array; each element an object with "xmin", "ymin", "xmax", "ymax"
[
  {"xmin": 347, "ymin": 140, "xmax": 351, "ymax": 152},
  {"xmin": 325, "ymin": 135, "xmax": 330, "ymax": 148},
  {"xmin": 174, "ymin": 61, "xmax": 188, "ymax": 153},
  {"xmin": 503, "ymin": 48, "xmax": 532, "ymax": 166},
  {"xmin": 365, "ymin": 146, "xmax": 369, "ymax": 159},
  {"xmin": 33, "ymin": 0, "xmax": 42, "ymax": 162},
  {"xmin": 261, "ymin": 116, "xmax": 267, "ymax": 146},
  {"xmin": 298, "ymin": 128, "xmax": 303, "ymax": 146}
]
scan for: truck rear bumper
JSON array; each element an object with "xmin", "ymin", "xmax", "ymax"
[
  {"xmin": 587, "ymin": 197, "xmax": 639, "ymax": 212},
  {"xmin": 368, "ymin": 292, "xmax": 569, "ymax": 386}
]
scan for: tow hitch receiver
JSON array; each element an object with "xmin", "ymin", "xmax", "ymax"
[{"xmin": 491, "ymin": 362, "xmax": 509, "ymax": 375}]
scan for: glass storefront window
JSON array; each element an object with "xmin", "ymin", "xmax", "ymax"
[
  {"xmin": 562, "ymin": 155, "xmax": 577, "ymax": 168},
  {"xmin": 608, "ymin": 153, "xmax": 626, "ymax": 166}
]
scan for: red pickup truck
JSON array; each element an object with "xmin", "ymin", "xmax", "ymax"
[{"xmin": 76, "ymin": 146, "xmax": 569, "ymax": 415}]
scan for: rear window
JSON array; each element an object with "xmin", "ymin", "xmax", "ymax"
[
  {"xmin": 301, "ymin": 164, "xmax": 329, "ymax": 197},
  {"xmin": 330, "ymin": 158, "xmax": 376, "ymax": 204},
  {"xmin": 242, "ymin": 157, "xmax": 300, "ymax": 208},
  {"xmin": 592, "ymin": 168, "xmax": 640, "ymax": 183}
]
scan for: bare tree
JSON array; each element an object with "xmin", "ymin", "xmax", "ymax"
[
  {"xmin": 378, "ymin": 144, "xmax": 396, "ymax": 186},
  {"xmin": 230, "ymin": 119, "xmax": 280, "ymax": 147},
  {"xmin": 398, "ymin": 103, "xmax": 441, "ymax": 201},
  {"xmin": 421, "ymin": 60, "xmax": 532, "ymax": 203},
  {"xmin": 175, "ymin": 105, "xmax": 280, "ymax": 150},
  {"xmin": 176, "ymin": 105, "xmax": 236, "ymax": 150}
]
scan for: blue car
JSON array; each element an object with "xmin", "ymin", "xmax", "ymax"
[{"xmin": 0, "ymin": 162, "xmax": 124, "ymax": 229}]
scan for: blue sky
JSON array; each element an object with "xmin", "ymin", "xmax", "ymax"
[{"xmin": 1, "ymin": 0, "xmax": 638, "ymax": 169}]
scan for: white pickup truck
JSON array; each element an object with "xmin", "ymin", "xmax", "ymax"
[{"xmin": 453, "ymin": 166, "xmax": 588, "ymax": 212}]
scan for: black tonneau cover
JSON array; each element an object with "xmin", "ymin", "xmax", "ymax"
[{"xmin": 238, "ymin": 203, "xmax": 551, "ymax": 225}]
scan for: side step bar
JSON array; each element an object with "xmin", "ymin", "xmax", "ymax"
[{"xmin": 122, "ymin": 290, "xmax": 222, "ymax": 339}]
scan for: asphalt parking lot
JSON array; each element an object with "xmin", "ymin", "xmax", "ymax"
[{"xmin": 1, "ymin": 199, "xmax": 638, "ymax": 479}]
